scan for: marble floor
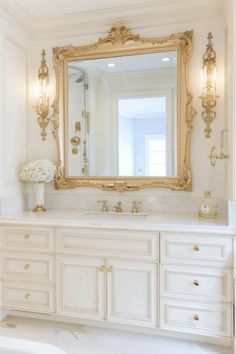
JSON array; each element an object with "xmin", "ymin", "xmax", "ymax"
[{"xmin": 0, "ymin": 316, "xmax": 232, "ymax": 354}]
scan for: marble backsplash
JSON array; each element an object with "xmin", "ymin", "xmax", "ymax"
[
  {"xmin": 0, "ymin": 190, "xmax": 228, "ymax": 218},
  {"xmin": 44, "ymin": 190, "xmax": 228, "ymax": 216}
]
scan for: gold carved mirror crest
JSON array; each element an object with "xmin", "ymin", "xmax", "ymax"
[{"xmin": 51, "ymin": 23, "xmax": 196, "ymax": 191}]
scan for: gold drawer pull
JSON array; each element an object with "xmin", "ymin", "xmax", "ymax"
[
  {"xmin": 24, "ymin": 234, "xmax": 30, "ymax": 240},
  {"xmin": 24, "ymin": 293, "xmax": 30, "ymax": 300},
  {"xmin": 24, "ymin": 263, "xmax": 30, "ymax": 270},
  {"xmin": 98, "ymin": 265, "xmax": 105, "ymax": 272},
  {"xmin": 193, "ymin": 245, "xmax": 199, "ymax": 252},
  {"xmin": 193, "ymin": 314, "xmax": 199, "ymax": 321},
  {"xmin": 193, "ymin": 280, "xmax": 199, "ymax": 286},
  {"xmin": 107, "ymin": 265, "xmax": 113, "ymax": 272}
]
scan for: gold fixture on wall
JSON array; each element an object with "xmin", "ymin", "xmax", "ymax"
[
  {"xmin": 72, "ymin": 147, "xmax": 78, "ymax": 155},
  {"xmin": 199, "ymin": 32, "xmax": 217, "ymax": 138},
  {"xmin": 34, "ymin": 50, "xmax": 53, "ymax": 141},
  {"xmin": 209, "ymin": 129, "xmax": 229, "ymax": 166},
  {"xmin": 70, "ymin": 136, "xmax": 81, "ymax": 146},
  {"xmin": 75, "ymin": 122, "xmax": 81, "ymax": 132}
]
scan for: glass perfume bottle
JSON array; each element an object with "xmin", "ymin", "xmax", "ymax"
[{"xmin": 198, "ymin": 191, "xmax": 218, "ymax": 218}]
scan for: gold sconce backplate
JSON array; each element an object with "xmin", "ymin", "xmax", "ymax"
[
  {"xmin": 199, "ymin": 32, "xmax": 217, "ymax": 138},
  {"xmin": 34, "ymin": 50, "xmax": 50, "ymax": 141}
]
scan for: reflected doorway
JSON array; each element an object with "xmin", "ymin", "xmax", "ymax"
[{"xmin": 118, "ymin": 96, "xmax": 171, "ymax": 176}]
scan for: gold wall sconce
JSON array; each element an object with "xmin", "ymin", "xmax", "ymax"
[
  {"xmin": 199, "ymin": 32, "xmax": 218, "ymax": 138},
  {"xmin": 209, "ymin": 129, "xmax": 229, "ymax": 166},
  {"xmin": 34, "ymin": 49, "xmax": 52, "ymax": 141}
]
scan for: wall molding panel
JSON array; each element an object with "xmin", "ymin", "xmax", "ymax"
[
  {"xmin": 0, "ymin": 0, "xmax": 224, "ymax": 40},
  {"xmin": 0, "ymin": 6, "xmax": 31, "ymax": 214}
]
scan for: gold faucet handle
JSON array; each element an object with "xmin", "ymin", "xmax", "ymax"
[
  {"xmin": 117, "ymin": 201, "xmax": 123, "ymax": 212},
  {"xmin": 97, "ymin": 200, "xmax": 109, "ymax": 212},
  {"xmin": 131, "ymin": 201, "xmax": 142, "ymax": 213},
  {"xmin": 112, "ymin": 201, "xmax": 123, "ymax": 212}
]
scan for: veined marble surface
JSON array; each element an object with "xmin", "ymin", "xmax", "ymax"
[
  {"xmin": 0, "ymin": 209, "xmax": 234, "ymax": 235},
  {"xmin": 0, "ymin": 316, "xmax": 232, "ymax": 354}
]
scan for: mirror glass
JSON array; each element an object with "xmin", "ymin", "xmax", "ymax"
[{"xmin": 66, "ymin": 50, "xmax": 177, "ymax": 177}]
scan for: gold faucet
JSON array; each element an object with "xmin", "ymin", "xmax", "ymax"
[
  {"xmin": 131, "ymin": 201, "xmax": 142, "ymax": 213},
  {"xmin": 97, "ymin": 200, "xmax": 109, "ymax": 212},
  {"xmin": 112, "ymin": 201, "xmax": 123, "ymax": 213}
]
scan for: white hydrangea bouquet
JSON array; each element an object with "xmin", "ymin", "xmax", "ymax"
[
  {"xmin": 20, "ymin": 159, "xmax": 56, "ymax": 212},
  {"xmin": 19, "ymin": 159, "xmax": 55, "ymax": 183}
]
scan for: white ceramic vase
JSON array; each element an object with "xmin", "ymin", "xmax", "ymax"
[{"xmin": 33, "ymin": 183, "xmax": 46, "ymax": 212}]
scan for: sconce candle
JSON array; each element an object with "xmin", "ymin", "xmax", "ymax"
[{"xmin": 199, "ymin": 32, "xmax": 218, "ymax": 138}]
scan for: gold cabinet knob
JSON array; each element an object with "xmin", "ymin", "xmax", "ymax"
[
  {"xmin": 193, "ymin": 314, "xmax": 199, "ymax": 321},
  {"xmin": 24, "ymin": 293, "xmax": 30, "ymax": 300},
  {"xmin": 98, "ymin": 265, "xmax": 105, "ymax": 272},
  {"xmin": 24, "ymin": 263, "xmax": 30, "ymax": 270},
  {"xmin": 107, "ymin": 265, "xmax": 113, "ymax": 272},
  {"xmin": 193, "ymin": 280, "xmax": 199, "ymax": 286},
  {"xmin": 24, "ymin": 234, "xmax": 30, "ymax": 240},
  {"xmin": 193, "ymin": 245, "xmax": 199, "ymax": 252}
]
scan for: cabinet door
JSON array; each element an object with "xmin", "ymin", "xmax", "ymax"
[
  {"xmin": 58, "ymin": 256, "xmax": 105, "ymax": 320},
  {"xmin": 107, "ymin": 259, "xmax": 157, "ymax": 327}
]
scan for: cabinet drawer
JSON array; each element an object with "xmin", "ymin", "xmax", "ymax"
[
  {"xmin": 160, "ymin": 298, "xmax": 232, "ymax": 337},
  {"xmin": 2, "ymin": 282, "xmax": 55, "ymax": 313},
  {"xmin": 161, "ymin": 265, "xmax": 232, "ymax": 302},
  {"xmin": 58, "ymin": 228, "xmax": 158, "ymax": 260},
  {"xmin": 2, "ymin": 253, "xmax": 55, "ymax": 283},
  {"xmin": 2, "ymin": 226, "xmax": 55, "ymax": 253},
  {"xmin": 161, "ymin": 233, "xmax": 232, "ymax": 266}
]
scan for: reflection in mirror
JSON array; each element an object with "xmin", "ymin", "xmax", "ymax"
[{"xmin": 66, "ymin": 51, "xmax": 177, "ymax": 177}]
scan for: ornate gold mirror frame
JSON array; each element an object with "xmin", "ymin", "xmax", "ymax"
[{"xmin": 52, "ymin": 23, "xmax": 196, "ymax": 191}]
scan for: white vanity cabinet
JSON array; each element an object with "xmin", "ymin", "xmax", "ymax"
[
  {"xmin": 0, "ymin": 222, "xmax": 234, "ymax": 346},
  {"xmin": 1, "ymin": 225, "xmax": 56, "ymax": 314},
  {"xmin": 57, "ymin": 228, "xmax": 158, "ymax": 327},
  {"xmin": 160, "ymin": 232, "xmax": 233, "ymax": 338}
]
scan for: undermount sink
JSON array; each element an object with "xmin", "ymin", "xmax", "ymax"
[{"xmin": 78, "ymin": 212, "xmax": 148, "ymax": 222}]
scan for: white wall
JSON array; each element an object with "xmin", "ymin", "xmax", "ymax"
[
  {"xmin": 223, "ymin": 0, "xmax": 236, "ymax": 224},
  {"xmin": 0, "ymin": 8, "xmax": 31, "ymax": 214}
]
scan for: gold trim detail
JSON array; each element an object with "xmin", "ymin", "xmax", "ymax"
[
  {"xmin": 33, "ymin": 204, "xmax": 46, "ymax": 212},
  {"xmin": 52, "ymin": 23, "xmax": 196, "ymax": 191}
]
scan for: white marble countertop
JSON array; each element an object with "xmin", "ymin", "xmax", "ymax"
[{"xmin": 0, "ymin": 209, "xmax": 234, "ymax": 235}]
